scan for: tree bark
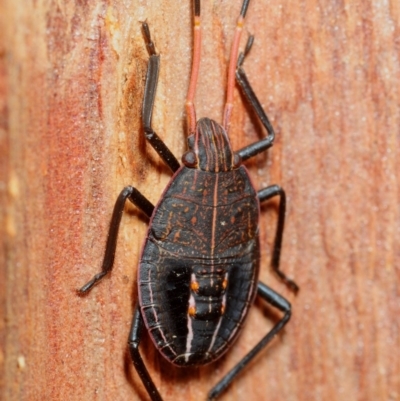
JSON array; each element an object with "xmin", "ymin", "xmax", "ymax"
[{"xmin": 1, "ymin": 1, "xmax": 399, "ymax": 400}]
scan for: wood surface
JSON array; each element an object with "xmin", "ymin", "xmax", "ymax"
[{"xmin": 1, "ymin": 0, "xmax": 399, "ymax": 400}]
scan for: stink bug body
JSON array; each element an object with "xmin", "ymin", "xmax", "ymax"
[{"xmin": 79, "ymin": 0, "xmax": 298, "ymax": 400}]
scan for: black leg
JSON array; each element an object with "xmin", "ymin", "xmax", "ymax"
[
  {"xmin": 258, "ymin": 185, "xmax": 299, "ymax": 293},
  {"xmin": 141, "ymin": 23, "xmax": 180, "ymax": 173},
  {"xmin": 235, "ymin": 36, "xmax": 276, "ymax": 161},
  {"xmin": 128, "ymin": 306, "xmax": 163, "ymax": 401},
  {"xmin": 78, "ymin": 186, "xmax": 154, "ymax": 294},
  {"xmin": 208, "ymin": 282, "xmax": 291, "ymax": 401}
]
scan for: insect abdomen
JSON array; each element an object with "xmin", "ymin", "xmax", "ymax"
[{"xmin": 138, "ymin": 166, "xmax": 260, "ymax": 366}]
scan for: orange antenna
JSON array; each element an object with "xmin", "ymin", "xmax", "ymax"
[
  {"xmin": 185, "ymin": 0, "xmax": 202, "ymax": 134},
  {"xmin": 223, "ymin": 0, "xmax": 250, "ymax": 133}
]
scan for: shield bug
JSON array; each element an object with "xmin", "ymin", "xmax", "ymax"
[{"xmin": 79, "ymin": 0, "xmax": 298, "ymax": 400}]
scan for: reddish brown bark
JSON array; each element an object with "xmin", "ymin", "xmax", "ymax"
[{"xmin": 1, "ymin": 1, "xmax": 399, "ymax": 400}]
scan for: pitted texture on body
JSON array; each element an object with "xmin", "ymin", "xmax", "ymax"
[
  {"xmin": 138, "ymin": 165, "xmax": 260, "ymax": 366},
  {"xmin": 150, "ymin": 167, "xmax": 258, "ymax": 257}
]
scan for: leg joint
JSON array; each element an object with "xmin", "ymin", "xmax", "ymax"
[{"xmin": 144, "ymin": 127, "xmax": 154, "ymax": 138}]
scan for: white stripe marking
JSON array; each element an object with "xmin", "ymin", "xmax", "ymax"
[
  {"xmin": 207, "ymin": 292, "xmax": 226, "ymax": 354},
  {"xmin": 144, "ymin": 267, "xmax": 177, "ymax": 356},
  {"xmin": 185, "ymin": 293, "xmax": 196, "ymax": 362}
]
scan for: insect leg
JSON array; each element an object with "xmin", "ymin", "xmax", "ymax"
[
  {"xmin": 78, "ymin": 186, "xmax": 154, "ymax": 294},
  {"xmin": 141, "ymin": 23, "xmax": 180, "ymax": 173},
  {"xmin": 258, "ymin": 185, "xmax": 299, "ymax": 293},
  {"xmin": 207, "ymin": 282, "xmax": 291, "ymax": 401},
  {"xmin": 128, "ymin": 306, "xmax": 163, "ymax": 401},
  {"xmin": 234, "ymin": 36, "xmax": 276, "ymax": 161}
]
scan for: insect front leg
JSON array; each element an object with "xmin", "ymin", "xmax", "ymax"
[
  {"xmin": 128, "ymin": 306, "xmax": 163, "ymax": 401},
  {"xmin": 235, "ymin": 36, "xmax": 276, "ymax": 161},
  {"xmin": 207, "ymin": 282, "xmax": 291, "ymax": 401},
  {"xmin": 141, "ymin": 23, "xmax": 180, "ymax": 173},
  {"xmin": 78, "ymin": 186, "xmax": 154, "ymax": 294},
  {"xmin": 258, "ymin": 186, "xmax": 299, "ymax": 293}
]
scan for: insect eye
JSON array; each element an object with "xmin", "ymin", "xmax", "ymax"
[{"xmin": 182, "ymin": 151, "xmax": 198, "ymax": 167}]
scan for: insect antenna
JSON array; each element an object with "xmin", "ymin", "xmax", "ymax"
[
  {"xmin": 185, "ymin": 0, "xmax": 202, "ymax": 135},
  {"xmin": 223, "ymin": 0, "xmax": 251, "ymax": 133}
]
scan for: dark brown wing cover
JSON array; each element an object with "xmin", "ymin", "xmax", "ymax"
[{"xmin": 138, "ymin": 166, "xmax": 260, "ymax": 366}]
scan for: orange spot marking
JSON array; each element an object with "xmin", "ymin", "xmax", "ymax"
[
  {"xmin": 222, "ymin": 278, "xmax": 228, "ymax": 290},
  {"xmin": 190, "ymin": 281, "xmax": 199, "ymax": 292},
  {"xmin": 188, "ymin": 306, "xmax": 196, "ymax": 316}
]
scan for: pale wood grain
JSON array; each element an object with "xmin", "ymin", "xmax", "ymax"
[{"xmin": 1, "ymin": 0, "xmax": 399, "ymax": 400}]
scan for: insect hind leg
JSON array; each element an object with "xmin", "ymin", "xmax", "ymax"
[
  {"xmin": 128, "ymin": 306, "xmax": 163, "ymax": 401},
  {"xmin": 207, "ymin": 281, "xmax": 291, "ymax": 400}
]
